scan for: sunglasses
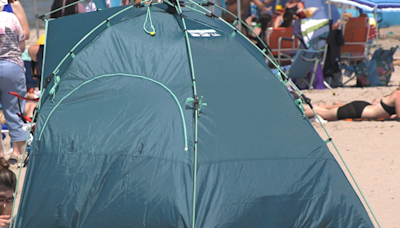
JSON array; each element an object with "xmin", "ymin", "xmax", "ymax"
[{"xmin": 0, "ymin": 195, "xmax": 14, "ymax": 203}]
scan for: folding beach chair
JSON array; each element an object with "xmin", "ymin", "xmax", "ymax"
[
  {"xmin": 21, "ymin": 50, "xmax": 40, "ymax": 90},
  {"xmin": 24, "ymin": 61, "xmax": 39, "ymax": 90},
  {"xmin": 340, "ymin": 16, "xmax": 370, "ymax": 63},
  {"xmin": 272, "ymin": 49, "xmax": 323, "ymax": 90},
  {"xmin": 266, "ymin": 27, "xmax": 299, "ymax": 65}
]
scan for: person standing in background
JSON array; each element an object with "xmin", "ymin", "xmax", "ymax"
[
  {"xmin": 1, "ymin": 0, "xmax": 29, "ymax": 40},
  {"xmin": 0, "ymin": 0, "xmax": 27, "ymax": 164},
  {"xmin": 50, "ymin": 0, "xmax": 85, "ymax": 18}
]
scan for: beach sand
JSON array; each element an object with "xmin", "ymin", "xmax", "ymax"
[
  {"xmin": 1, "ymin": 26, "xmax": 400, "ymax": 227},
  {"xmin": 297, "ymin": 25, "xmax": 400, "ymax": 228}
]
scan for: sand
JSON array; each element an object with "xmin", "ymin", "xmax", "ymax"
[
  {"xmin": 299, "ymin": 25, "xmax": 400, "ymax": 228},
  {"xmin": 2, "ymin": 25, "xmax": 400, "ymax": 227}
]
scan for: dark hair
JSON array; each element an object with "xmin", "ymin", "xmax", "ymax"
[
  {"xmin": 280, "ymin": 12, "xmax": 294, "ymax": 28},
  {"xmin": 253, "ymin": 13, "xmax": 272, "ymax": 50},
  {"xmin": 0, "ymin": 158, "xmax": 16, "ymax": 192},
  {"xmin": 50, "ymin": 0, "xmax": 79, "ymax": 19},
  {"xmin": 258, "ymin": 13, "xmax": 272, "ymax": 34}
]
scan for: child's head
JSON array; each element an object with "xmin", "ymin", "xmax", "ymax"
[
  {"xmin": 280, "ymin": 12, "xmax": 294, "ymax": 28},
  {"xmin": 258, "ymin": 13, "xmax": 272, "ymax": 31},
  {"xmin": 0, "ymin": 158, "xmax": 16, "ymax": 193}
]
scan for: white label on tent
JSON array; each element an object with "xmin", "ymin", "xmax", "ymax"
[{"xmin": 187, "ymin": 29, "xmax": 221, "ymax": 37}]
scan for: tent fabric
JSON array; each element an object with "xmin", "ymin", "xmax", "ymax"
[{"xmin": 16, "ymin": 4, "xmax": 374, "ymax": 227}]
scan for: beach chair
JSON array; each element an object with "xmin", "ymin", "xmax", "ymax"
[
  {"xmin": 22, "ymin": 50, "xmax": 39, "ymax": 90},
  {"xmin": 24, "ymin": 61, "xmax": 39, "ymax": 90},
  {"xmin": 341, "ymin": 16, "xmax": 370, "ymax": 63},
  {"xmin": 368, "ymin": 23, "xmax": 379, "ymax": 41},
  {"xmin": 266, "ymin": 27, "xmax": 299, "ymax": 65},
  {"xmin": 272, "ymin": 49, "xmax": 323, "ymax": 90}
]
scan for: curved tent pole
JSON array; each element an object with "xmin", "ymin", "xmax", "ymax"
[{"xmin": 170, "ymin": 2, "xmax": 199, "ymax": 228}]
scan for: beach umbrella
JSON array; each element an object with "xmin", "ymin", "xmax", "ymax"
[
  {"xmin": 327, "ymin": 0, "xmax": 400, "ymax": 28},
  {"xmin": 328, "ymin": 0, "xmax": 400, "ymax": 12},
  {"xmin": 15, "ymin": 2, "xmax": 374, "ymax": 227}
]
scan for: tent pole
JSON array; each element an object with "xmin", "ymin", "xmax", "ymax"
[
  {"xmin": 34, "ymin": 0, "xmax": 40, "ymax": 40},
  {"xmin": 237, "ymin": 0, "xmax": 241, "ymax": 31}
]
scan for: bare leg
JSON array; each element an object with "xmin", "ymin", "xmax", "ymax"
[
  {"xmin": 28, "ymin": 44, "xmax": 40, "ymax": 62},
  {"xmin": 11, "ymin": 140, "xmax": 25, "ymax": 157},
  {"xmin": 24, "ymin": 102, "xmax": 37, "ymax": 118},
  {"xmin": 304, "ymin": 106, "xmax": 339, "ymax": 121},
  {"xmin": 273, "ymin": 14, "xmax": 283, "ymax": 28}
]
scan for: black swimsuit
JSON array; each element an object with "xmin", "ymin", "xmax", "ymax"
[
  {"xmin": 336, "ymin": 101, "xmax": 371, "ymax": 120},
  {"xmin": 285, "ymin": 4, "xmax": 298, "ymax": 16},
  {"xmin": 380, "ymin": 100, "xmax": 396, "ymax": 115}
]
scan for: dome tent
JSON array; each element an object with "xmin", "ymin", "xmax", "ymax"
[{"xmin": 16, "ymin": 2, "xmax": 374, "ymax": 227}]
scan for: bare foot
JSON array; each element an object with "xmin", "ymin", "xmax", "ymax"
[{"xmin": 333, "ymin": 101, "xmax": 341, "ymax": 105}]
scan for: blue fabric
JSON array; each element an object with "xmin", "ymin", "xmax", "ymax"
[
  {"xmin": 329, "ymin": 0, "xmax": 400, "ymax": 27},
  {"xmin": 288, "ymin": 49, "xmax": 320, "ymax": 79},
  {"xmin": 352, "ymin": 0, "xmax": 400, "ymax": 8},
  {"xmin": 93, "ymin": 0, "xmax": 107, "ymax": 9},
  {"xmin": 354, "ymin": 57, "xmax": 392, "ymax": 86},
  {"xmin": 2, "ymin": 3, "xmax": 13, "ymax": 13},
  {"xmin": 0, "ymin": 61, "xmax": 27, "ymax": 142},
  {"xmin": 328, "ymin": 0, "xmax": 400, "ymax": 10},
  {"xmin": 306, "ymin": 0, "xmax": 340, "ymax": 22}
]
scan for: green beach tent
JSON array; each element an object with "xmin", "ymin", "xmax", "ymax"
[{"xmin": 16, "ymin": 2, "xmax": 374, "ymax": 227}]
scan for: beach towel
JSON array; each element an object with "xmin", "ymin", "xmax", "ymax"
[{"xmin": 300, "ymin": 19, "xmax": 329, "ymax": 49}]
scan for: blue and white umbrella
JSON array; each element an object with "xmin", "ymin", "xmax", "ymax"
[{"xmin": 327, "ymin": 0, "xmax": 400, "ymax": 12}]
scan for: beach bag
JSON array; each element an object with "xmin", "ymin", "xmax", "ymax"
[
  {"xmin": 371, "ymin": 47, "xmax": 397, "ymax": 72},
  {"xmin": 354, "ymin": 57, "xmax": 392, "ymax": 87}
]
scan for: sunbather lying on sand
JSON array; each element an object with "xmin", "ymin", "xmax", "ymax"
[{"xmin": 304, "ymin": 89, "xmax": 400, "ymax": 121}]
